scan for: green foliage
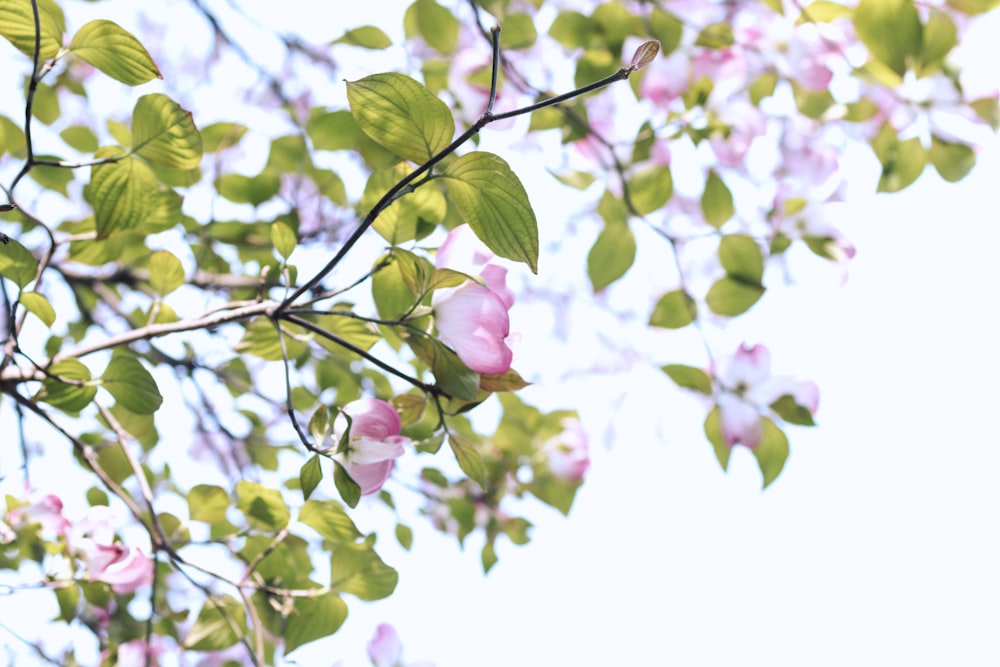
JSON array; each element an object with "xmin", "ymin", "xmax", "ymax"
[
  {"xmin": 0, "ymin": 0, "xmax": 65, "ymax": 60},
  {"xmin": 854, "ymin": 0, "xmax": 923, "ymax": 77},
  {"xmin": 100, "ymin": 355, "xmax": 163, "ymax": 414},
  {"xmin": 588, "ymin": 220, "xmax": 635, "ymax": 291},
  {"xmin": 442, "ymin": 151, "xmax": 540, "ymax": 272},
  {"xmin": 68, "ymin": 19, "xmax": 161, "ymax": 84}
]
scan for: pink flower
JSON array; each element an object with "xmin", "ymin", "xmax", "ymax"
[
  {"xmin": 368, "ymin": 623, "xmax": 435, "ymax": 667},
  {"xmin": 68, "ymin": 506, "xmax": 153, "ymax": 594},
  {"xmin": 716, "ymin": 344, "xmax": 819, "ymax": 449},
  {"xmin": 433, "ymin": 225, "xmax": 514, "ymax": 374},
  {"xmin": 331, "ymin": 399, "xmax": 409, "ymax": 495},
  {"xmin": 542, "ymin": 418, "xmax": 590, "ymax": 483},
  {"xmin": 5, "ymin": 491, "xmax": 69, "ymax": 536}
]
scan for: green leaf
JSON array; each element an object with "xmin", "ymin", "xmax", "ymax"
[
  {"xmin": 770, "ymin": 395, "xmax": 817, "ymax": 427},
  {"xmin": 89, "ymin": 147, "xmax": 158, "ymax": 238},
  {"xmin": 403, "ymin": 0, "xmax": 460, "ymax": 54},
  {"xmin": 409, "ymin": 336, "xmax": 480, "ymax": 401},
  {"xmin": 307, "ymin": 110, "xmax": 360, "ymax": 151},
  {"xmin": 701, "ymin": 170, "xmax": 734, "ymax": 228},
  {"xmin": 661, "ymin": 364, "xmax": 713, "ymax": 395},
  {"xmin": 101, "ymin": 356, "xmax": 163, "ymax": 414},
  {"xmin": 946, "ymin": 0, "xmax": 1000, "ymax": 13},
  {"xmin": 54, "ymin": 583, "xmax": 80, "ymax": 622},
  {"xmin": 271, "ymin": 221, "xmax": 297, "ymax": 260},
  {"xmin": 705, "ymin": 277, "xmax": 765, "ymax": 316},
  {"xmin": 0, "ymin": 0, "xmax": 64, "ymax": 60},
  {"xmin": 919, "ymin": 9, "xmax": 957, "ymax": 75},
  {"xmin": 234, "ymin": 318, "xmax": 309, "ymax": 361},
  {"xmin": 346, "ymin": 72, "xmax": 455, "ymax": 164},
  {"xmin": 629, "ymin": 164, "xmax": 673, "ymax": 215},
  {"xmin": 854, "ymin": 0, "xmax": 922, "ymax": 77},
  {"xmin": 216, "ymin": 169, "xmax": 281, "ymax": 207},
  {"xmin": 695, "ymin": 22, "xmax": 734, "ymax": 49},
  {"xmin": 69, "ymin": 19, "xmax": 161, "ymax": 85},
  {"xmin": 131, "ymin": 94, "xmax": 203, "ymax": 169},
  {"xmin": 19, "ymin": 291, "xmax": 55, "ymax": 326},
  {"xmin": 482, "ymin": 541, "xmax": 498, "ymax": 573},
  {"xmin": 184, "ymin": 595, "xmax": 246, "ymax": 651},
  {"xmin": 200, "ymin": 121, "xmax": 247, "ymax": 152},
  {"xmin": 333, "ymin": 25, "xmax": 392, "ymax": 49},
  {"xmin": 395, "ymin": 523, "xmax": 414, "ymax": 550},
  {"xmin": 929, "ymin": 136, "xmax": 976, "ymax": 182},
  {"xmin": 333, "ymin": 459, "xmax": 362, "ymax": 509},
  {"xmin": 478, "ymin": 367, "xmax": 531, "ymax": 393},
  {"xmin": 443, "ymin": 151, "xmax": 539, "ymax": 272},
  {"xmin": 449, "ymin": 434, "xmax": 486, "ymax": 489},
  {"xmin": 0, "ymin": 237, "xmax": 38, "ymax": 288},
  {"xmin": 284, "ymin": 595, "xmax": 348, "ymax": 656},
  {"xmin": 362, "ymin": 164, "xmax": 446, "ymax": 245},
  {"xmin": 299, "ymin": 456, "xmax": 323, "ymax": 501},
  {"xmin": 61, "ymin": 126, "xmax": 99, "ymax": 153},
  {"xmin": 970, "ymin": 97, "xmax": 1000, "ymax": 131},
  {"xmin": 650, "ymin": 8, "xmax": 683, "ymax": 56},
  {"xmin": 753, "ymin": 417, "xmax": 790, "ymax": 488},
  {"xmin": 649, "ymin": 290, "xmax": 697, "ymax": 329},
  {"xmin": 588, "ymin": 222, "xmax": 635, "ymax": 291},
  {"xmin": 187, "ymin": 484, "xmax": 229, "ymax": 523},
  {"xmin": 548, "ymin": 168, "xmax": 596, "ymax": 190},
  {"xmin": 872, "ymin": 124, "xmax": 927, "ymax": 193},
  {"xmin": 37, "ymin": 359, "xmax": 96, "ymax": 412},
  {"xmin": 299, "ymin": 499, "xmax": 362, "ymax": 542},
  {"xmin": 718, "ymin": 235, "xmax": 764, "ymax": 284},
  {"xmin": 148, "ymin": 250, "xmax": 185, "ymax": 296},
  {"xmin": 236, "ymin": 480, "xmax": 290, "ymax": 531},
  {"xmin": 704, "ymin": 406, "xmax": 732, "ymax": 471},
  {"xmin": 329, "ymin": 541, "xmax": 399, "ymax": 601}
]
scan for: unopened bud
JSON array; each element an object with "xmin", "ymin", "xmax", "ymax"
[{"xmin": 628, "ymin": 40, "xmax": 660, "ymax": 72}]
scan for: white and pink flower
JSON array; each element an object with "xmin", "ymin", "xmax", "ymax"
[
  {"xmin": 716, "ymin": 344, "xmax": 819, "ymax": 449},
  {"xmin": 368, "ymin": 623, "xmax": 435, "ymax": 667},
  {"xmin": 68, "ymin": 506, "xmax": 154, "ymax": 595},
  {"xmin": 542, "ymin": 417, "xmax": 590, "ymax": 483},
  {"xmin": 330, "ymin": 399, "xmax": 409, "ymax": 496},
  {"xmin": 432, "ymin": 225, "xmax": 515, "ymax": 375}
]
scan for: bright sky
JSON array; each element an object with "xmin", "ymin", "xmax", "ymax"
[{"xmin": 2, "ymin": 1, "xmax": 999, "ymax": 666}]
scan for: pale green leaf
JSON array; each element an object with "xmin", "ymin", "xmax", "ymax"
[
  {"xmin": 89, "ymin": 147, "xmax": 157, "ymax": 238},
  {"xmin": 753, "ymin": 417, "xmax": 790, "ymax": 488},
  {"xmin": 271, "ymin": 221, "xmax": 297, "ymax": 260},
  {"xmin": 661, "ymin": 364, "xmax": 713, "ymax": 394},
  {"xmin": 131, "ymin": 94, "xmax": 203, "ymax": 169},
  {"xmin": 333, "ymin": 460, "xmax": 362, "ymax": 509},
  {"xmin": 403, "ymin": 0, "xmax": 459, "ymax": 54},
  {"xmin": 69, "ymin": 19, "xmax": 161, "ymax": 85},
  {"xmin": 284, "ymin": 595, "xmax": 348, "ymax": 655},
  {"xmin": 333, "ymin": 25, "xmax": 392, "ymax": 49},
  {"xmin": 649, "ymin": 290, "xmax": 697, "ymax": 329},
  {"xmin": 19, "ymin": 291, "xmax": 55, "ymax": 326},
  {"xmin": 701, "ymin": 170, "xmax": 734, "ymax": 228},
  {"xmin": 443, "ymin": 151, "xmax": 539, "ymax": 272},
  {"xmin": 330, "ymin": 541, "xmax": 398, "ymax": 601},
  {"xmin": 346, "ymin": 72, "xmax": 455, "ymax": 163},
  {"xmin": 183, "ymin": 595, "xmax": 246, "ymax": 651},
  {"xmin": 854, "ymin": 0, "xmax": 922, "ymax": 77},
  {"xmin": 36, "ymin": 359, "xmax": 96, "ymax": 412},
  {"xmin": 235, "ymin": 480, "xmax": 290, "ymax": 531},
  {"xmin": 101, "ymin": 356, "xmax": 163, "ymax": 414},
  {"xmin": 299, "ymin": 499, "xmax": 362, "ymax": 542},
  {"xmin": 0, "ymin": 0, "xmax": 64, "ymax": 60},
  {"xmin": 587, "ymin": 222, "xmax": 635, "ymax": 291},
  {"xmin": 718, "ymin": 235, "xmax": 764, "ymax": 285},
  {"xmin": 0, "ymin": 237, "xmax": 38, "ymax": 288},
  {"xmin": 705, "ymin": 277, "xmax": 765, "ymax": 316},
  {"xmin": 449, "ymin": 434, "xmax": 485, "ymax": 488},
  {"xmin": 187, "ymin": 484, "xmax": 229, "ymax": 523},
  {"xmin": 148, "ymin": 250, "xmax": 185, "ymax": 296}
]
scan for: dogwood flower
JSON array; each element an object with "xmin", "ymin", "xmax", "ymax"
[
  {"xmin": 716, "ymin": 344, "xmax": 819, "ymax": 449},
  {"xmin": 542, "ymin": 417, "xmax": 590, "ymax": 483},
  {"xmin": 68, "ymin": 506, "xmax": 153, "ymax": 595},
  {"xmin": 331, "ymin": 399, "xmax": 409, "ymax": 496},
  {"xmin": 368, "ymin": 623, "xmax": 436, "ymax": 667},
  {"xmin": 432, "ymin": 225, "xmax": 514, "ymax": 375},
  {"xmin": 4, "ymin": 491, "xmax": 69, "ymax": 536}
]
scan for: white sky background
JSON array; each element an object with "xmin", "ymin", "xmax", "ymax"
[{"xmin": 1, "ymin": 1, "xmax": 999, "ymax": 666}]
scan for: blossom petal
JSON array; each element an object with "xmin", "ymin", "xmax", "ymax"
[
  {"xmin": 434, "ymin": 282, "xmax": 512, "ymax": 374},
  {"xmin": 347, "ymin": 459, "xmax": 397, "ymax": 496},
  {"xmin": 435, "ymin": 224, "xmax": 494, "ymax": 273},
  {"xmin": 368, "ymin": 623, "xmax": 402, "ymax": 667},
  {"xmin": 720, "ymin": 343, "xmax": 772, "ymax": 389},
  {"xmin": 343, "ymin": 398, "xmax": 403, "ymax": 440},
  {"xmin": 718, "ymin": 394, "xmax": 763, "ymax": 449},
  {"xmin": 349, "ymin": 436, "xmax": 407, "ymax": 465},
  {"xmin": 94, "ymin": 546, "xmax": 154, "ymax": 594}
]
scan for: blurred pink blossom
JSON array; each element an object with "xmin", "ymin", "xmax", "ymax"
[
  {"xmin": 715, "ymin": 344, "xmax": 819, "ymax": 449},
  {"xmin": 68, "ymin": 506, "xmax": 153, "ymax": 595},
  {"xmin": 5, "ymin": 491, "xmax": 69, "ymax": 536},
  {"xmin": 433, "ymin": 224, "xmax": 514, "ymax": 374},
  {"xmin": 368, "ymin": 623, "xmax": 435, "ymax": 667},
  {"xmin": 542, "ymin": 417, "xmax": 590, "ymax": 482},
  {"xmin": 331, "ymin": 398, "xmax": 409, "ymax": 495}
]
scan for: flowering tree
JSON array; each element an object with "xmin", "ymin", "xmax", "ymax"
[{"xmin": 0, "ymin": 0, "xmax": 996, "ymax": 664}]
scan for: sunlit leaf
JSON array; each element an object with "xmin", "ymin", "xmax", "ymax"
[
  {"xmin": 101, "ymin": 356, "xmax": 163, "ymax": 414},
  {"xmin": 0, "ymin": 237, "xmax": 38, "ymax": 288},
  {"xmin": 854, "ymin": 0, "xmax": 922, "ymax": 77},
  {"xmin": 718, "ymin": 235, "xmax": 764, "ymax": 285},
  {"xmin": 284, "ymin": 595, "xmax": 348, "ymax": 655},
  {"xmin": 346, "ymin": 72, "xmax": 455, "ymax": 163},
  {"xmin": 183, "ymin": 595, "xmax": 246, "ymax": 651},
  {"xmin": 148, "ymin": 250, "xmax": 185, "ymax": 296},
  {"xmin": 0, "ymin": 0, "xmax": 64, "ymax": 60},
  {"xmin": 705, "ymin": 277, "xmax": 765, "ymax": 316},
  {"xmin": 89, "ymin": 147, "xmax": 157, "ymax": 238},
  {"xmin": 649, "ymin": 290, "xmax": 697, "ymax": 329},
  {"xmin": 443, "ymin": 151, "xmax": 539, "ymax": 272},
  {"xmin": 449, "ymin": 433, "xmax": 485, "ymax": 488},
  {"xmin": 333, "ymin": 25, "xmax": 392, "ymax": 49},
  {"xmin": 131, "ymin": 94, "xmax": 203, "ymax": 169},
  {"xmin": 753, "ymin": 417, "xmax": 790, "ymax": 489},
  {"xmin": 187, "ymin": 484, "xmax": 229, "ymax": 523},
  {"xmin": 69, "ymin": 19, "xmax": 161, "ymax": 85},
  {"xmin": 37, "ymin": 359, "xmax": 96, "ymax": 412},
  {"xmin": 271, "ymin": 221, "xmax": 297, "ymax": 260},
  {"xmin": 333, "ymin": 459, "xmax": 362, "ymax": 509},
  {"xmin": 235, "ymin": 480, "xmax": 290, "ymax": 531},
  {"xmin": 19, "ymin": 291, "xmax": 55, "ymax": 326},
  {"xmin": 661, "ymin": 364, "xmax": 713, "ymax": 395},
  {"xmin": 701, "ymin": 170, "xmax": 734, "ymax": 228},
  {"xmin": 403, "ymin": 0, "xmax": 459, "ymax": 54},
  {"xmin": 299, "ymin": 499, "xmax": 362, "ymax": 542}
]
